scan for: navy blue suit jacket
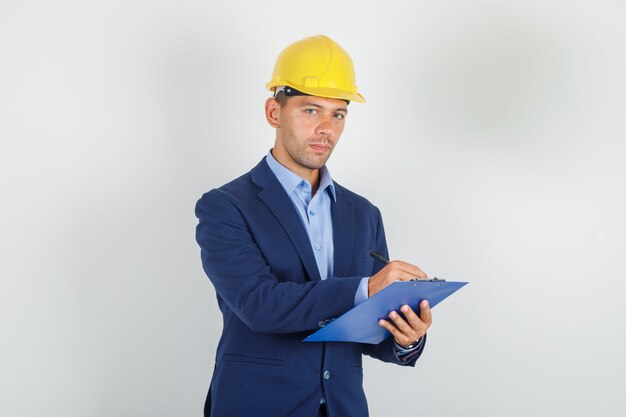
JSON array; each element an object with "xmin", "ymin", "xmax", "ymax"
[{"xmin": 195, "ymin": 158, "xmax": 425, "ymax": 417}]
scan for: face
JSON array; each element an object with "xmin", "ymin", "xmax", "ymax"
[{"xmin": 266, "ymin": 95, "xmax": 348, "ymax": 177}]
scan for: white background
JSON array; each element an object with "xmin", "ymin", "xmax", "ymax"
[{"xmin": 1, "ymin": 1, "xmax": 625, "ymax": 416}]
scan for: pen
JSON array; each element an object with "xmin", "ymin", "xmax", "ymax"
[{"xmin": 369, "ymin": 250, "xmax": 389, "ymax": 264}]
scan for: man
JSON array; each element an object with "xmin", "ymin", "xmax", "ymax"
[{"xmin": 195, "ymin": 35, "xmax": 432, "ymax": 417}]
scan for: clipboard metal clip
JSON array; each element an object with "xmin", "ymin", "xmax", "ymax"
[{"xmin": 410, "ymin": 277, "xmax": 446, "ymax": 282}]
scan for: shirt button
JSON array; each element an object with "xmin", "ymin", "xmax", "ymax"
[
  {"xmin": 309, "ymin": 210, "xmax": 316, "ymax": 216},
  {"xmin": 323, "ymin": 370, "xmax": 330, "ymax": 380},
  {"xmin": 318, "ymin": 321, "xmax": 325, "ymax": 328},
  {"xmin": 314, "ymin": 244, "xmax": 321, "ymax": 250}
]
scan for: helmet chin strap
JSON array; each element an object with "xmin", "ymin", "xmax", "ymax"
[
  {"xmin": 274, "ymin": 86, "xmax": 350, "ymax": 105},
  {"xmin": 274, "ymin": 86, "xmax": 309, "ymax": 97}
]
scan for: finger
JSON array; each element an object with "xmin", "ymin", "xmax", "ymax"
[
  {"xmin": 379, "ymin": 318, "xmax": 413, "ymax": 347},
  {"xmin": 378, "ymin": 319, "xmax": 419, "ymax": 346},
  {"xmin": 414, "ymin": 268, "xmax": 428, "ymax": 279},
  {"xmin": 389, "ymin": 261, "xmax": 428, "ymax": 279},
  {"xmin": 400, "ymin": 304, "xmax": 430, "ymax": 339},
  {"xmin": 384, "ymin": 264, "xmax": 427, "ymax": 281},
  {"xmin": 388, "ymin": 310, "xmax": 413, "ymax": 335},
  {"xmin": 390, "ymin": 310, "xmax": 425, "ymax": 344},
  {"xmin": 400, "ymin": 304, "xmax": 424, "ymax": 329},
  {"xmin": 392, "ymin": 270, "xmax": 426, "ymax": 282},
  {"xmin": 393, "ymin": 260, "xmax": 427, "ymax": 278},
  {"xmin": 418, "ymin": 300, "xmax": 432, "ymax": 327},
  {"xmin": 398, "ymin": 305, "xmax": 429, "ymax": 340},
  {"xmin": 378, "ymin": 319, "xmax": 402, "ymax": 341}
]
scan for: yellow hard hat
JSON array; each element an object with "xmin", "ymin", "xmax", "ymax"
[{"xmin": 266, "ymin": 35, "xmax": 365, "ymax": 103}]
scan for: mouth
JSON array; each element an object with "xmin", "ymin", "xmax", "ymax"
[{"xmin": 309, "ymin": 144, "xmax": 331, "ymax": 153}]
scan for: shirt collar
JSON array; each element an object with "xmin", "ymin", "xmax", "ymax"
[{"xmin": 265, "ymin": 150, "xmax": 337, "ymax": 202}]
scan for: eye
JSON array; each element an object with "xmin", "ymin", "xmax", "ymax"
[
  {"xmin": 333, "ymin": 113, "xmax": 345, "ymax": 120},
  {"xmin": 304, "ymin": 108, "xmax": 318, "ymax": 115}
]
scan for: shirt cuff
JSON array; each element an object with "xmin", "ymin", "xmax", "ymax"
[
  {"xmin": 354, "ymin": 277, "xmax": 370, "ymax": 306},
  {"xmin": 394, "ymin": 337, "xmax": 423, "ymax": 356}
]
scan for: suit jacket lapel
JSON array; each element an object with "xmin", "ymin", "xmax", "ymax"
[
  {"xmin": 331, "ymin": 186, "xmax": 355, "ymax": 277},
  {"xmin": 252, "ymin": 159, "xmax": 322, "ymax": 282}
]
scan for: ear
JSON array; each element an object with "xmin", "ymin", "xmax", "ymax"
[{"xmin": 265, "ymin": 97, "xmax": 281, "ymax": 128}]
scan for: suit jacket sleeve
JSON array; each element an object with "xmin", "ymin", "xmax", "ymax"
[{"xmin": 196, "ymin": 188, "xmax": 363, "ymax": 334}]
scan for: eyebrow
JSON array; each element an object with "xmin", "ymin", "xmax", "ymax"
[{"xmin": 300, "ymin": 102, "xmax": 348, "ymax": 113}]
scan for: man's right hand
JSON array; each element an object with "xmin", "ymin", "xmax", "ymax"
[{"xmin": 368, "ymin": 261, "xmax": 428, "ymax": 297}]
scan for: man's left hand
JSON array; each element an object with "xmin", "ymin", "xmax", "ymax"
[{"xmin": 378, "ymin": 300, "xmax": 432, "ymax": 348}]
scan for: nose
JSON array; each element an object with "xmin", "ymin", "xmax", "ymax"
[{"xmin": 315, "ymin": 114, "xmax": 333, "ymax": 137}]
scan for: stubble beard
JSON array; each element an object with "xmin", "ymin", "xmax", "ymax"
[
  {"xmin": 284, "ymin": 137, "xmax": 334, "ymax": 171},
  {"xmin": 288, "ymin": 147, "xmax": 331, "ymax": 170}
]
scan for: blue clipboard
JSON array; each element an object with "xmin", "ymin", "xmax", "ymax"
[{"xmin": 304, "ymin": 280, "xmax": 468, "ymax": 344}]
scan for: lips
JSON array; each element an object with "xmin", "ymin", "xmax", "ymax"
[{"xmin": 309, "ymin": 144, "xmax": 331, "ymax": 153}]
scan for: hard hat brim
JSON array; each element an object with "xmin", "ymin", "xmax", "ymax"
[{"xmin": 266, "ymin": 82, "xmax": 365, "ymax": 103}]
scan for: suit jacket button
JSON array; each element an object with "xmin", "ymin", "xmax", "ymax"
[
  {"xmin": 323, "ymin": 370, "xmax": 331, "ymax": 380},
  {"xmin": 318, "ymin": 321, "xmax": 325, "ymax": 327}
]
